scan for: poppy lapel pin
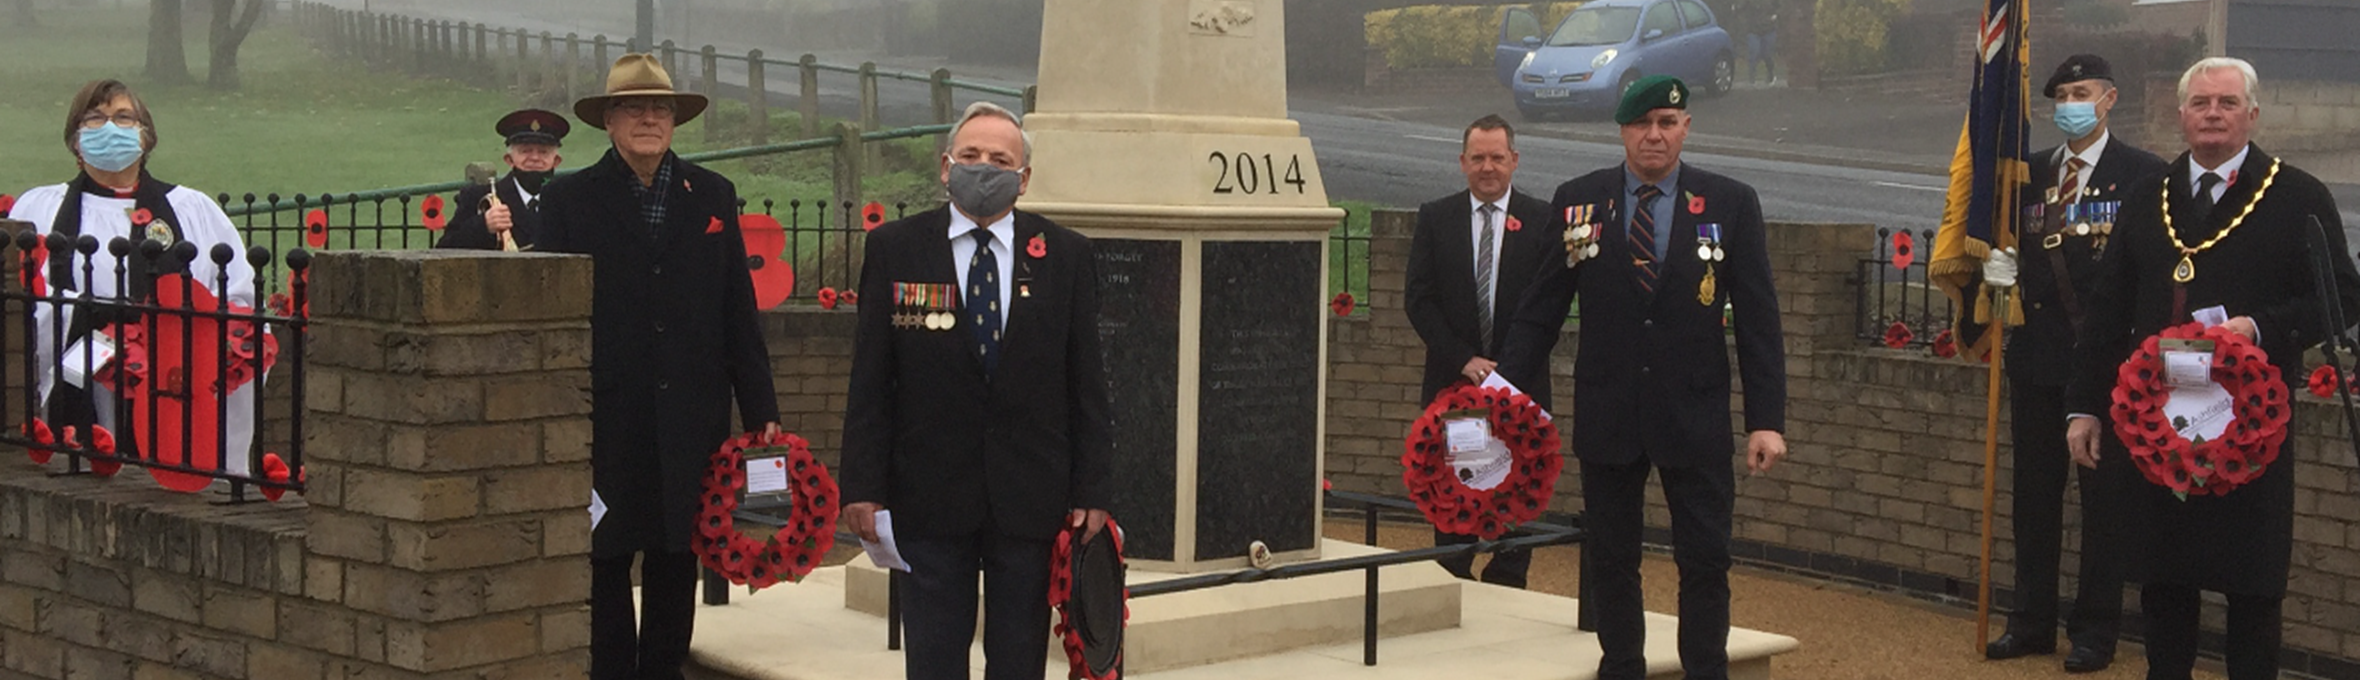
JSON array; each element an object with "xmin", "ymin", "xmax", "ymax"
[{"xmin": 706, "ymin": 216, "xmax": 725, "ymax": 234}]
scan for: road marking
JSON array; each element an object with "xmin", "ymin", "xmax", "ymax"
[
  {"xmin": 1405, "ymin": 134, "xmax": 1461, "ymax": 144},
  {"xmin": 1871, "ymin": 181, "xmax": 1947, "ymax": 193}
]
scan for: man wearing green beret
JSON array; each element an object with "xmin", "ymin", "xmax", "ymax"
[{"xmin": 1499, "ymin": 75, "xmax": 1789, "ymax": 679}]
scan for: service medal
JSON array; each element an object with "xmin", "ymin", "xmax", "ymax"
[{"xmin": 1697, "ymin": 267, "xmax": 1717, "ymax": 306}]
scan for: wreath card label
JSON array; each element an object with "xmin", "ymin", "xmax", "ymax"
[{"xmin": 1443, "ymin": 412, "xmax": 1512, "ymax": 491}]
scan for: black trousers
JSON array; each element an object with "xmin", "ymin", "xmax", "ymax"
[
  {"xmin": 1584, "ymin": 459, "xmax": 1734, "ymax": 680},
  {"xmin": 899, "ymin": 529, "xmax": 1055, "ymax": 680},
  {"xmin": 2140, "ymin": 583, "xmax": 2282, "ymax": 680},
  {"xmin": 1434, "ymin": 527, "xmax": 1532, "ymax": 588},
  {"xmin": 2005, "ymin": 379, "xmax": 2124, "ymax": 651},
  {"xmin": 590, "ymin": 549, "xmax": 701, "ymax": 680}
]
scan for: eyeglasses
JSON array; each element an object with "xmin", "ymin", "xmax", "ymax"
[
  {"xmin": 612, "ymin": 100, "xmax": 677, "ymax": 118},
  {"xmin": 79, "ymin": 111, "xmax": 143, "ymax": 130}
]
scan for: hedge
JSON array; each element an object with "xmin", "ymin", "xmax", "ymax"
[{"xmin": 1367, "ymin": 3, "xmax": 1587, "ymax": 70}]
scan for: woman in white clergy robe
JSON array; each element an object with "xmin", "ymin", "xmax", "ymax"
[{"xmin": 13, "ymin": 79, "xmax": 260, "ymax": 480}]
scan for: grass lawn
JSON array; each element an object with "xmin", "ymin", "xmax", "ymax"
[{"xmin": 0, "ymin": 7, "xmax": 936, "ymax": 211}]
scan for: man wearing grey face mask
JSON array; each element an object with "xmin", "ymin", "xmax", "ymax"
[{"xmin": 839, "ymin": 101, "xmax": 1114, "ymax": 680}]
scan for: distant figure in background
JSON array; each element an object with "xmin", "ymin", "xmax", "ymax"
[
  {"xmin": 12, "ymin": 78, "xmax": 259, "ymax": 477},
  {"xmin": 1405, "ymin": 114, "xmax": 1555, "ymax": 588},
  {"xmin": 438, "ymin": 108, "xmax": 567, "ymax": 251},
  {"xmin": 1731, "ymin": 0, "xmax": 1778, "ymax": 85}
]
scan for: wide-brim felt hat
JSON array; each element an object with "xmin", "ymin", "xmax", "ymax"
[{"xmin": 574, "ymin": 53, "xmax": 708, "ymax": 129}]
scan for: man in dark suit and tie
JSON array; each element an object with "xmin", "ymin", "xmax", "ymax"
[
  {"xmin": 839, "ymin": 101, "xmax": 1113, "ymax": 680},
  {"xmin": 1405, "ymin": 114, "xmax": 1556, "ymax": 588},
  {"xmin": 2066, "ymin": 57, "xmax": 2360, "ymax": 680},
  {"xmin": 1498, "ymin": 76, "xmax": 1788, "ymax": 680},
  {"xmin": 536, "ymin": 55, "xmax": 780, "ymax": 680},
  {"xmin": 438, "ymin": 108, "xmax": 567, "ymax": 251},
  {"xmin": 1979, "ymin": 54, "xmax": 2168, "ymax": 673}
]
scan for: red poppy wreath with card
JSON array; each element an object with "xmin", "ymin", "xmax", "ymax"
[
  {"xmin": 2108, "ymin": 322, "xmax": 2288, "ymax": 497},
  {"xmin": 693, "ymin": 430, "xmax": 841, "ymax": 589},
  {"xmin": 1400, "ymin": 384, "xmax": 1562, "ymax": 539}
]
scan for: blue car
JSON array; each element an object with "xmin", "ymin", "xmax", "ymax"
[{"xmin": 1495, "ymin": 0, "xmax": 1736, "ymax": 120}]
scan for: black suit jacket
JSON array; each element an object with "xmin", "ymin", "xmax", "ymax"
[
  {"xmin": 2065, "ymin": 145, "xmax": 2360, "ymax": 595},
  {"xmin": 1406, "ymin": 189, "xmax": 1558, "ymax": 407},
  {"xmin": 435, "ymin": 174, "xmax": 548, "ymax": 250},
  {"xmin": 839, "ymin": 207, "xmax": 1114, "ymax": 541},
  {"xmin": 1499, "ymin": 163, "xmax": 1786, "ymax": 469},
  {"xmin": 2007, "ymin": 138, "xmax": 2167, "ymax": 385},
  {"xmin": 537, "ymin": 150, "xmax": 779, "ymax": 559}
]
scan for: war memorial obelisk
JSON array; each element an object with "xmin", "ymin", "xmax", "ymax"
[{"xmin": 1019, "ymin": 0, "xmax": 1340, "ymax": 570}]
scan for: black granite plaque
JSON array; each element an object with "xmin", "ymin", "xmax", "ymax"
[
  {"xmin": 1094, "ymin": 239, "xmax": 1181, "ymax": 561},
  {"xmin": 1195, "ymin": 240, "xmax": 1322, "ymax": 560}
]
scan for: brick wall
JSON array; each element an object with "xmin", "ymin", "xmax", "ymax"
[
  {"xmin": 1320, "ymin": 210, "xmax": 2360, "ymax": 674},
  {"xmin": 0, "ymin": 250, "xmax": 596, "ymax": 679}
]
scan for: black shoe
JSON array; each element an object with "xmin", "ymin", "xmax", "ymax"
[
  {"xmin": 2061, "ymin": 645, "xmax": 2113, "ymax": 673},
  {"xmin": 1985, "ymin": 632, "xmax": 2057, "ymax": 660}
]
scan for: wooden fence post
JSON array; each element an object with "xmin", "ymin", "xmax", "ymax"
[
  {"xmin": 799, "ymin": 54, "xmax": 821, "ymax": 140},
  {"xmin": 748, "ymin": 49, "xmax": 770, "ymax": 147}
]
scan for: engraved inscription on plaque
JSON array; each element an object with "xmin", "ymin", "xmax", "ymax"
[
  {"xmin": 1195, "ymin": 240, "xmax": 1321, "ymax": 559},
  {"xmin": 1094, "ymin": 239, "xmax": 1182, "ymax": 560}
]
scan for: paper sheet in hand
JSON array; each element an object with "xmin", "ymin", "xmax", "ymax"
[
  {"xmin": 745, "ymin": 456, "xmax": 789, "ymax": 496},
  {"xmin": 1478, "ymin": 371, "xmax": 1552, "ymax": 421},
  {"xmin": 861, "ymin": 509, "xmax": 912, "ymax": 572},
  {"xmin": 589, "ymin": 490, "xmax": 607, "ymax": 531},
  {"xmin": 2192, "ymin": 306, "xmax": 2228, "ymax": 329}
]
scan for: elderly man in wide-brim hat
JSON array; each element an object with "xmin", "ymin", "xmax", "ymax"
[{"xmin": 536, "ymin": 53, "xmax": 780, "ymax": 680}]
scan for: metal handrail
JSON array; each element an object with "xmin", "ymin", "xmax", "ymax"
[{"xmin": 220, "ymin": 124, "xmax": 952, "ymax": 218}]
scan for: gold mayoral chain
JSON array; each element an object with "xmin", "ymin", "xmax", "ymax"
[{"xmin": 2161, "ymin": 159, "xmax": 2280, "ymax": 284}]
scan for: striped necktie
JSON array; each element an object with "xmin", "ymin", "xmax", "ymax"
[
  {"xmin": 1475, "ymin": 203, "xmax": 1499, "ymax": 351},
  {"xmin": 1630, "ymin": 185, "xmax": 1663, "ymax": 292}
]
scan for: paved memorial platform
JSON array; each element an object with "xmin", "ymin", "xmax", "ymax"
[{"xmin": 680, "ymin": 541, "xmax": 1800, "ymax": 680}]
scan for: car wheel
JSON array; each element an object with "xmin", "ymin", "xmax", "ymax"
[{"xmin": 1709, "ymin": 53, "xmax": 1735, "ymax": 96}]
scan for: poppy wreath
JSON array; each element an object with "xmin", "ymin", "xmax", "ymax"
[
  {"xmin": 1048, "ymin": 516, "xmax": 1126, "ymax": 680},
  {"xmin": 1399, "ymin": 384, "xmax": 1562, "ymax": 539},
  {"xmin": 2108, "ymin": 322, "xmax": 2289, "ymax": 497},
  {"xmin": 691, "ymin": 430, "xmax": 842, "ymax": 589}
]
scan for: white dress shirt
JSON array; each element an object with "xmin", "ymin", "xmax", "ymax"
[
  {"xmin": 948, "ymin": 208, "xmax": 1016, "ymax": 327},
  {"xmin": 2188, "ymin": 145, "xmax": 2251, "ymax": 204}
]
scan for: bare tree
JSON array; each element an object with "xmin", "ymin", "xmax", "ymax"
[
  {"xmin": 206, "ymin": 0, "xmax": 267, "ymax": 90},
  {"xmin": 147, "ymin": 0, "xmax": 193, "ymax": 85}
]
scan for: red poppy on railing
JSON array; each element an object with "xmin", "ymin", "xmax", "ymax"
[
  {"xmin": 420, "ymin": 194, "xmax": 447, "ymax": 230},
  {"xmin": 1890, "ymin": 231, "xmax": 1915, "ymax": 270},
  {"xmin": 1930, "ymin": 329, "xmax": 1958, "ymax": 358},
  {"xmin": 1882, "ymin": 321, "xmax": 1913, "ymax": 349},
  {"xmin": 862, "ymin": 202, "xmax": 886, "ymax": 232},
  {"xmin": 1331, "ymin": 292, "xmax": 1355, "ymax": 317},
  {"xmin": 817, "ymin": 287, "xmax": 839, "ymax": 310},
  {"xmin": 303, "ymin": 209, "xmax": 329, "ymax": 248}
]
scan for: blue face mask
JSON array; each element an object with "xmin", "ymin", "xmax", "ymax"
[
  {"xmin": 2054, "ymin": 101, "xmax": 2100, "ymax": 139},
  {"xmin": 76, "ymin": 123, "xmax": 145, "ymax": 173}
]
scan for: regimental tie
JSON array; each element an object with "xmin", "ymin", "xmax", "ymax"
[
  {"xmin": 1630, "ymin": 185, "xmax": 1663, "ymax": 293},
  {"xmin": 1475, "ymin": 203, "xmax": 1499, "ymax": 350},
  {"xmin": 2058, "ymin": 157, "xmax": 2087, "ymax": 206},
  {"xmin": 966, "ymin": 228, "xmax": 1003, "ymax": 374}
]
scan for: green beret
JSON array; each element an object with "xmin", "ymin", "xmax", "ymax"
[{"xmin": 1614, "ymin": 75, "xmax": 1689, "ymax": 125}]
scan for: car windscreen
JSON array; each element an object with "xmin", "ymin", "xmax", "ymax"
[{"xmin": 1548, "ymin": 6, "xmax": 1641, "ymax": 47}]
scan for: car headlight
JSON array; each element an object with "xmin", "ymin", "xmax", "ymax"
[
  {"xmin": 1521, "ymin": 52, "xmax": 1537, "ymax": 70},
  {"xmin": 1592, "ymin": 49, "xmax": 1618, "ymax": 70}
]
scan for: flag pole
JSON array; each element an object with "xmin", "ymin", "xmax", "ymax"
[{"xmin": 1976, "ymin": 285, "xmax": 2008, "ymax": 652}]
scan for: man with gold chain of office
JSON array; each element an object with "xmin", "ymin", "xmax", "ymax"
[{"xmin": 2062, "ymin": 57, "xmax": 2360, "ymax": 680}]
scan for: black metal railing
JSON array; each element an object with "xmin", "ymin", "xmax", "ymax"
[
  {"xmin": 0, "ymin": 229, "xmax": 309, "ymax": 503},
  {"xmin": 1855, "ymin": 227, "xmax": 1953, "ymax": 348},
  {"xmin": 701, "ymin": 489, "xmax": 1586, "ymax": 669},
  {"xmin": 1330, "ymin": 210, "xmax": 1373, "ymax": 316}
]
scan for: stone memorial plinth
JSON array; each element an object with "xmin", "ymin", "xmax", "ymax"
[{"xmin": 1021, "ymin": 0, "xmax": 1343, "ymax": 571}]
